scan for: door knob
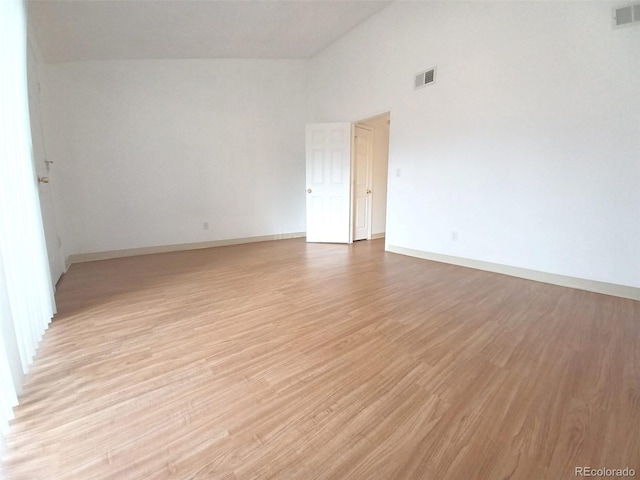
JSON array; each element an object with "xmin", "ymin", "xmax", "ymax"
[
  {"xmin": 38, "ymin": 176, "xmax": 49, "ymax": 184},
  {"xmin": 307, "ymin": 188, "xmax": 312, "ymax": 193},
  {"xmin": 366, "ymin": 189, "xmax": 371, "ymax": 194}
]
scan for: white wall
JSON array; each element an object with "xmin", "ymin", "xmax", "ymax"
[
  {"xmin": 308, "ymin": 1, "xmax": 640, "ymax": 288},
  {"xmin": 360, "ymin": 114, "xmax": 389, "ymax": 235},
  {"xmin": 41, "ymin": 59, "xmax": 307, "ymax": 255}
]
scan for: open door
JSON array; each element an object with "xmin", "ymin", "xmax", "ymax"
[
  {"xmin": 27, "ymin": 42, "xmax": 64, "ymax": 286},
  {"xmin": 305, "ymin": 123, "xmax": 352, "ymax": 243},
  {"xmin": 352, "ymin": 124, "xmax": 373, "ymax": 241}
]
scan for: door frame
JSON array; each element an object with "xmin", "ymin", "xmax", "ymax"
[
  {"xmin": 351, "ymin": 123, "xmax": 374, "ymax": 241},
  {"xmin": 349, "ymin": 111, "xmax": 391, "ymax": 243}
]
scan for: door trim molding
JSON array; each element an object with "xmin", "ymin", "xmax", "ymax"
[{"xmin": 386, "ymin": 244, "xmax": 640, "ymax": 301}]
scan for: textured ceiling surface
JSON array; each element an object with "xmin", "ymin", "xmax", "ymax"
[{"xmin": 28, "ymin": 0, "xmax": 393, "ymax": 62}]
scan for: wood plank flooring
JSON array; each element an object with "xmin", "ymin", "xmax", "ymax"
[{"xmin": 2, "ymin": 238, "xmax": 639, "ymax": 479}]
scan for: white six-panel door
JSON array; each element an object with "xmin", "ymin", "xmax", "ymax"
[
  {"xmin": 353, "ymin": 124, "xmax": 373, "ymax": 241},
  {"xmin": 305, "ymin": 123, "xmax": 352, "ymax": 243},
  {"xmin": 27, "ymin": 43, "xmax": 65, "ymax": 286}
]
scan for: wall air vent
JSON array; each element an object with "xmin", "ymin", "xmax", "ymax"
[
  {"xmin": 414, "ymin": 67, "xmax": 436, "ymax": 90},
  {"xmin": 613, "ymin": 3, "xmax": 640, "ymax": 27}
]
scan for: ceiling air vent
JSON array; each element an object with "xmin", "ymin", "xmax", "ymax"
[
  {"xmin": 613, "ymin": 2, "xmax": 640, "ymax": 27},
  {"xmin": 414, "ymin": 67, "xmax": 436, "ymax": 90}
]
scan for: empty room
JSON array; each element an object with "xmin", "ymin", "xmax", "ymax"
[{"xmin": 1, "ymin": 0, "xmax": 639, "ymax": 478}]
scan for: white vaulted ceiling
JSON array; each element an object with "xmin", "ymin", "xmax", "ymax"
[{"xmin": 27, "ymin": 0, "xmax": 393, "ymax": 63}]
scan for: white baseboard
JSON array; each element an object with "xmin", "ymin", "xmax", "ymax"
[
  {"xmin": 371, "ymin": 233, "xmax": 386, "ymax": 240},
  {"xmin": 67, "ymin": 232, "xmax": 306, "ymax": 265},
  {"xmin": 386, "ymin": 245, "xmax": 640, "ymax": 301}
]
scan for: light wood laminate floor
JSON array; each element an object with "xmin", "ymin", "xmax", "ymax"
[{"xmin": 2, "ymin": 238, "xmax": 639, "ymax": 479}]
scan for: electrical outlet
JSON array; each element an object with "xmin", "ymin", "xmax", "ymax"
[
  {"xmin": 203, "ymin": 222, "xmax": 209, "ymax": 231},
  {"xmin": 451, "ymin": 231, "xmax": 458, "ymax": 241},
  {"xmin": 396, "ymin": 168, "xmax": 401, "ymax": 177}
]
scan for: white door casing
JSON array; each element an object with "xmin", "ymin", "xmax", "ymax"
[
  {"xmin": 352, "ymin": 124, "xmax": 373, "ymax": 241},
  {"xmin": 305, "ymin": 123, "xmax": 352, "ymax": 243}
]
